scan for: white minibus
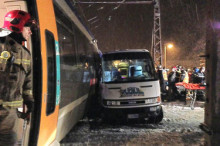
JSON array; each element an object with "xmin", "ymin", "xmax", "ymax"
[{"xmin": 100, "ymin": 49, "xmax": 163, "ymax": 123}]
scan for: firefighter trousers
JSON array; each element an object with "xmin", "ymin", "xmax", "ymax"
[{"xmin": 0, "ymin": 106, "xmax": 19, "ymax": 146}]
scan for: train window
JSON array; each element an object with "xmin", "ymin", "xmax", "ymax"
[
  {"xmin": 45, "ymin": 30, "xmax": 56, "ymax": 115},
  {"xmin": 54, "ymin": 5, "xmax": 79, "ymax": 108},
  {"xmin": 56, "ymin": 23, "xmax": 77, "ymax": 66}
]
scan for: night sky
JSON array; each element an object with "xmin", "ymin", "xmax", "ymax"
[{"xmin": 74, "ymin": 0, "xmax": 207, "ymax": 67}]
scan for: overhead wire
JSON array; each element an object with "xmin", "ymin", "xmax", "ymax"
[
  {"xmin": 75, "ymin": 0, "xmax": 155, "ymax": 31},
  {"xmin": 82, "ymin": 0, "xmax": 128, "ymax": 30}
]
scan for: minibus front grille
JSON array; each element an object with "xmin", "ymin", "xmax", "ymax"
[{"xmin": 121, "ymin": 100, "xmax": 145, "ymax": 105}]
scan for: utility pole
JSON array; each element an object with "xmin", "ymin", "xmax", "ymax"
[
  {"xmin": 152, "ymin": 0, "xmax": 162, "ymax": 66},
  {"xmin": 76, "ymin": 0, "xmax": 162, "ymax": 65},
  {"xmin": 199, "ymin": 0, "xmax": 220, "ymax": 145}
]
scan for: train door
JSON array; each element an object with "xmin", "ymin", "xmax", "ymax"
[{"xmin": 34, "ymin": 0, "xmax": 60, "ymax": 145}]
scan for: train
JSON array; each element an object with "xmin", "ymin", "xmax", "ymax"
[{"xmin": 0, "ymin": 0, "xmax": 100, "ymax": 145}]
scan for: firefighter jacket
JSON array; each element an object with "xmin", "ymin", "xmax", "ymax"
[{"xmin": 0, "ymin": 36, "xmax": 33, "ymax": 108}]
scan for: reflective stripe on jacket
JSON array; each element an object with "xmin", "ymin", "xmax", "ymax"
[{"xmin": 0, "ymin": 99, "xmax": 23, "ymax": 107}]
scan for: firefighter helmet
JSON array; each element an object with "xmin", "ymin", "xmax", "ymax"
[{"xmin": 0, "ymin": 10, "xmax": 32, "ymax": 37}]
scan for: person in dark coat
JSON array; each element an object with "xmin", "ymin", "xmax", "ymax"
[
  {"xmin": 168, "ymin": 66, "xmax": 177, "ymax": 100},
  {"xmin": 193, "ymin": 67, "xmax": 206, "ymax": 84},
  {"xmin": 157, "ymin": 65, "xmax": 166, "ymax": 93}
]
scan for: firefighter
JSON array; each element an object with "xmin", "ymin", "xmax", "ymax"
[
  {"xmin": 182, "ymin": 68, "xmax": 189, "ymax": 83},
  {"xmin": 0, "ymin": 10, "xmax": 35, "ymax": 146}
]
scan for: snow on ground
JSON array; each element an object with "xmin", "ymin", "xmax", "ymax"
[{"xmin": 61, "ymin": 101, "xmax": 205, "ymax": 146}]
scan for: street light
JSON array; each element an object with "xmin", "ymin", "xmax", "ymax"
[
  {"xmin": 167, "ymin": 44, "xmax": 173, "ymax": 49},
  {"xmin": 164, "ymin": 43, "xmax": 174, "ymax": 68}
]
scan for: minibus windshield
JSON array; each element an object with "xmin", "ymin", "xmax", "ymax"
[{"xmin": 102, "ymin": 52, "xmax": 157, "ymax": 83}]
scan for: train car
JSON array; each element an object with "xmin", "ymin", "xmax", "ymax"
[{"xmin": 0, "ymin": 0, "xmax": 100, "ymax": 145}]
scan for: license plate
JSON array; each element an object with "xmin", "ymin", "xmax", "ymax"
[
  {"xmin": 127, "ymin": 114, "xmax": 139, "ymax": 119},
  {"xmin": 128, "ymin": 101, "xmax": 136, "ymax": 104}
]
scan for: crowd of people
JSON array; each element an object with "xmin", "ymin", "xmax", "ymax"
[
  {"xmin": 167, "ymin": 65, "xmax": 206, "ymax": 84},
  {"xmin": 156, "ymin": 65, "xmax": 206, "ymax": 101}
]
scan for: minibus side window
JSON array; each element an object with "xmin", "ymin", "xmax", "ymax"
[{"xmin": 45, "ymin": 30, "xmax": 56, "ymax": 115}]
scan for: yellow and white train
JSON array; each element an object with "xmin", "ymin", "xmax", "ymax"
[{"xmin": 0, "ymin": 0, "xmax": 100, "ymax": 145}]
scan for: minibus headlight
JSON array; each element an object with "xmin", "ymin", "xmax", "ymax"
[{"xmin": 112, "ymin": 101, "xmax": 116, "ymax": 105}]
